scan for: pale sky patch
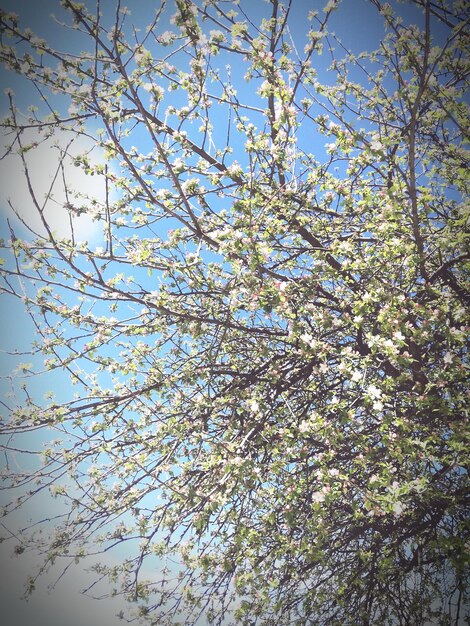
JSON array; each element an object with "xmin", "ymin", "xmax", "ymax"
[
  {"xmin": 0, "ymin": 128, "xmax": 109, "ymax": 243},
  {"xmin": 0, "ymin": 539, "xmax": 129, "ymax": 626}
]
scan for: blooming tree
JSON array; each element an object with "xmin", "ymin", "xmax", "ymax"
[{"xmin": 0, "ymin": 0, "xmax": 469, "ymax": 624}]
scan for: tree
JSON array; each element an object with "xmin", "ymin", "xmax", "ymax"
[{"xmin": 0, "ymin": 0, "xmax": 468, "ymax": 624}]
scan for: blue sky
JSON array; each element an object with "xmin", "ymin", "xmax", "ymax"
[{"xmin": 0, "ymin": 1, "xmax": 444, "ymax": 624}]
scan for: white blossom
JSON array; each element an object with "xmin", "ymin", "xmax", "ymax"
[
  {"xmin": 393, "ymin": 502, "xmax": 405, "ymax": 516},
  {"xmin": 370, "ymin": 140, "xmax": 383, "ymax": 152},
  {"xmin": 351, "ymin": 370, "xmax": 362, "ymax": 383},
  {"xmin": 159, "ymin": 31, "xmax": 175, "ymax": 45},
  {"xmin": 367, "ymin": 385, "xmax": 382, "ymax": 400}
]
